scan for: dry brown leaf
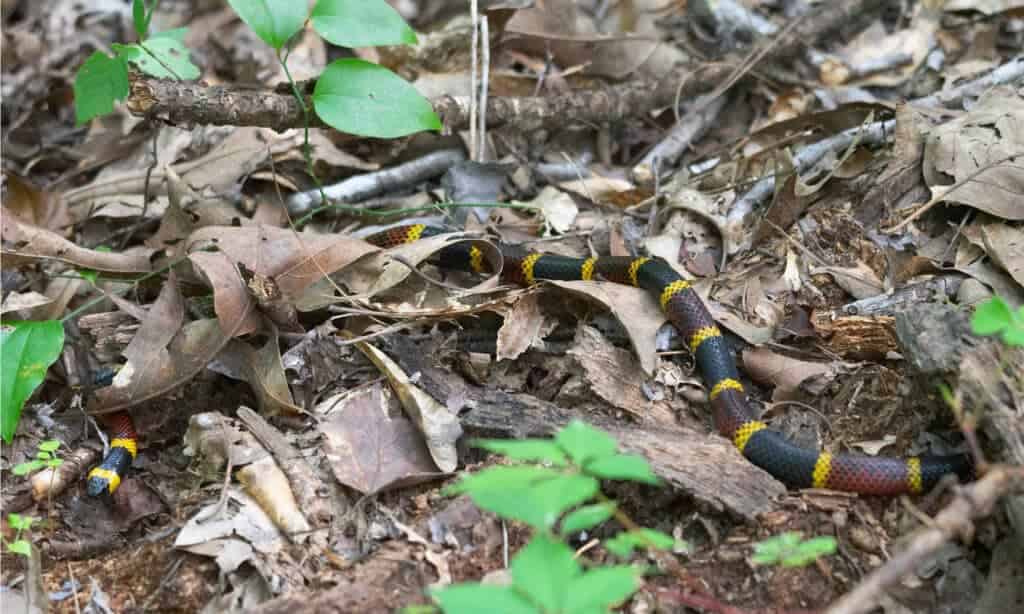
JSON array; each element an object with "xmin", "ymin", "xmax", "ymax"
[
  {"xmin": 216, "ymin": 336, "xmax": 302, "ymax": 416},
  {"xmin": 147, "ymin": 169, "xmax": 198, "ymax": 254},
  {"xmin": 533, "ymin": 186, "xmax": 579, "ymax": 234},
  {"xmin": 923, "ymin": 87, "xmax": 1024, "ymax": 220},
  {"xmin": 188, "ymin": 225, "xmax": 381, "ymax": 304},
  {"xmin": 353, "ymin": 338, "xmax": 461, "ymax": 472},
  {"xmin": 495, "ymin": 291, "xmax": 546, "ymax": 362},
  {"xmin": 546, "ymin": 280, "xmax": 664, "ymax": 375},
  {"xmin": 33, "ymin": 276, "xmax": 83, "ymax": 322},
  {"xmin": 3, "ymin": 173, "xmax": 70, "ymax": 231},
  {"xmin": 567, "ymin": 326, "xmax": 676, "ymax": 424},
  {"xmin": 318, "ymin": 384, "xmax": 443, "ymax": 494},
  {"xmin": 189, "ymin": 251, "xmax": 262, "ymax": 337},
  {"xmin": 0, "ymin": 291, "xmax": 52, "ymax": 315},
  {"xmin": 1, "ymin": 211, "xmax": 154, "ymax": 272},
  {"xmin": 557, "ymin": 176, "xmax": 636, "ymax": 204},
  {"xmin": 89, "ymin": 260, "xmax": 254, "ymax": 414},
  {"xmin": 742, "ymin": 347, "xmax": 841, "ymax": 401},
  {"xmin": 981, "ymin": 223, "xmax": 1024, "ymax": 289},
  {"xmin": 63, "ymin": 127, "xmax": 301, "ymax": 208},
  {"xmin": 503, "ymin": 4, "xmax": 676, "ymax": 80},
  {"xmin": 174, "ymin": 487, "xmax": 287, "ymax": 559},
  {"xmin": 91, "ymin": 318, "xmax": 230, "ymax": 414},
  {"xmin": 811, "ymin": 261, "xmax": 884, "ymax": 300},
  {"xmin": 835, "ymin": 4, "xmax": 940, "ymax": 87},
  {"xmin": 123, "ymin": 271, "xmax": 185, "ymax": 371}
]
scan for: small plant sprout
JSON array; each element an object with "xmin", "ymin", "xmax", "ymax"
[
  {"xmin": 12, "ymin": 439, "xmax": 64, "ymax": 477},
  {"xmin": 424, "ymin": 420, "xmax": 687, "ymax": 614},
  {"xmin": 751, "ymin": 532, "xmax": 838, "ymax": 568},
  {"xmin": 971, "ymin": 296, "xmax": 1024, "ymax": 347},
  {"xmin": 4, "ymin": 513, "xmax": 39, "ymax": 557}
]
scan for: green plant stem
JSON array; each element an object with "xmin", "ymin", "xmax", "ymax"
[
  {"xmin": 594, "ymin": 490, "xmax": 667, "ymax": 553},
  {"xmin": 276, "ymin": 46, "xmax": 332, "ymax": 220},
  {"xmin": 60, "ymin": 254, "xmax": 191, "ymax": 324}
]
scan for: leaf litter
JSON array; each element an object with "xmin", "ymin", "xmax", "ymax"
[{"xmin": 2, "ymin": 2, "xmax": 1023, "ymax": 613}]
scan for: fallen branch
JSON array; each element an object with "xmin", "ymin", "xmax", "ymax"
[
  {"xmin": 124, "ymin": 2, "xmax": 891, "ymax": 136},
  {"xmin": 826, "ymin": 465, "xmax": 1024, "ymax": 614}
]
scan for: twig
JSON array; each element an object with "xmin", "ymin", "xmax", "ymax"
[
  {"xmin": 287, "ymin": 149, "xmax": 466, "ymax": 218},
  {"xmin": 193, "ymin": 416, "xmax": 236, "ymax": 524},
  {"xmin": 826, "ymin": 466, "xmax": 1024, "ymax": 614},
  {"xmin": 67, "ymin": 561, "xmax": 82, "ymax": 614},
  {"xmin": 470, "ymin": 0, "xmax": 479, "ymax": 161},
  {"xmin": 726, "ymin": 57, "xmax": 1024, "ymax": 239},
  {"xmin": 631, "ymin": 92, "xmax": 727, "ymax": 185},
  {"xmin": 478, "ymin": 15, "xmax": 490, "ymax": 160}
]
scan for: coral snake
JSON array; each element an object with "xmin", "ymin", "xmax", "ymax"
[{"xmin": 86, "ymin": 223, "xmax": 971, "ymax": 498}]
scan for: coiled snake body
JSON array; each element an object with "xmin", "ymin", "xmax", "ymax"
[{"xmin": 87, "ymin": 223, "xmax": 971, "ymax": 497}]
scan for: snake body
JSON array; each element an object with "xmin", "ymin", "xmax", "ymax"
[
  {"xmin": 86, "ymin": 223, "xmax": 971, "ymax": 497},
  {"xmin": 86, "ymin": 411, "xmax": 137, "ymax": 496},
  {"xmin": 366, "ymin": 224, "xmax": 972, "ymax": 495}
]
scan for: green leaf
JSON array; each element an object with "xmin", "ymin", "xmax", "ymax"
[
  {"xmin": 7, "ymin": 539, "xmax": 31, "ymax": 556},
  {"xmin": 971, "ymin": 297, "xmax": 1012, "ymax": 336},
  {"xmin": 560, "ymin": 503, "xmax": 616, "ymax": 536},
  {"xmin": 8, "ymin": 513, "xmax": 34, "ymax": 531},
  {"xmin": 312, "ymin": 58, "xmax": 441, "ymax": 138},
  {"xmin": 473, "ymin": 439, "xmax": 568, "ymax": 466},
  {"xmin": 228, "ymin": 0, "xmax": 307, "ymax": 50},
  {"xmin": 753, "ymin": 532, "xmax": 837, "ymax": 567},
  {"xmin": 445, "ymin": 465, "xmax": 558, "ymax": 497},
  {"xmin": 780, "ymin": 536, "xmax": 837, "ymax": 567},
  {"xmin": 584, "ymin": 454, "xmax": 659, "ymax": 485},
  {"xmin": 399, "ymin": 607, "xmax": 438, "ymax": 614},
  {"xmin": 446, "ymin": 466, "xmax": 598, "ymax": 530},
  {"xmin": 510, "ymin": 535, "xmax": 580, "ymax": 611},
  {"xmin": 114, "ymin": 31, "xmax": 200, "ymax": 80},
  {"xmin": 564, "ymin": 565, "xmax": 643, "ymax": 614},
  {"xmin": 1, "ymin": 320, "xmax": 65, "ymax": 443},
  {"xmin": 11, "ymin": 460, "xmax": 44, "ymax": 476},
  {"xmin": 311, "ymin": 0, "xmax": 417, "ymax": 47},
  {"xmin": 1003, "ymin": 325, "xmax": 1024, "ymax": 347},
  {"xmin": 133, "ymin": 0, "xmax": 148, "ymax": 39},
  {"xmin": 604, "ymin": 529, "xmax": 679, "ymax": 558},
  {"xmin": 38, "ymin": 439, "xmax": 61, "ymax": 453},
  {"xmin": 46, "ymin": 458, "xmax": 63, "ymax": 468},
  {"xmin": 556, "ymin": 420, "xmax": 618, "ymax": 466},
  {"xmin": 399, "ymin": 607, "xmax": 439, "ymax": 614},
  {"xmin": 530, "ymin": 475, "xmax": 600, "ymax": 529},
  {"xmin": 73, "ymin": 51, "xmax": 130, "ymax": 125},
  {"xmin": 752, "ymin": 532, "xmax": 802, "ymax": 565},
  {"xmin": 431, "ymin": 583, "xmax": 539, "ymax": 614}
]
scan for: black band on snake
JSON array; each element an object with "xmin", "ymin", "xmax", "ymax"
[{"xmin": 86, "ymin": 223, "xmax": 972, "ymax": 497}]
